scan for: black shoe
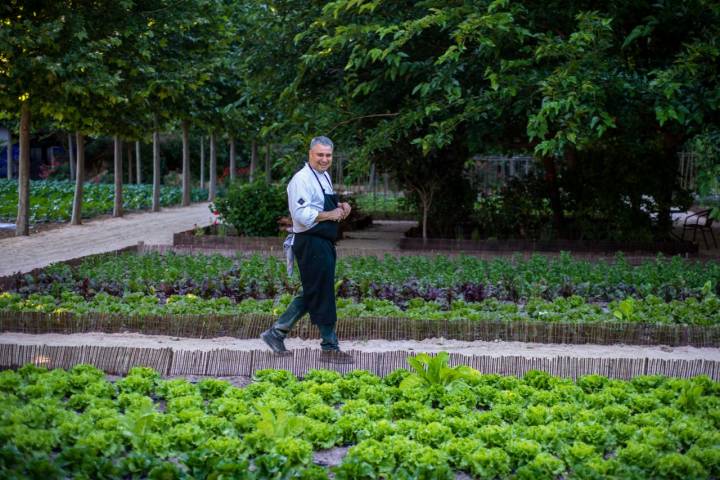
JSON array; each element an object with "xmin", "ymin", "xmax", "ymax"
[
  {"xmin": 261, "ymin": 329, "xmax": 288, "ymax": 353},
  {"xmin": 319, "ymin": 350, "xmax": 354, "ymax": 364}
]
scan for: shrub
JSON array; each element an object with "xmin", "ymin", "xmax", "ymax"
[{"xmin": 212, "ymin": 180, "xmax": 287, "ymax": 236}]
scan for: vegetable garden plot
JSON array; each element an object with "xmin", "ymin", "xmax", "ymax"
[
  {"xmin": 3, "ymin": 251, "xmax": 720, "ymax": 346},
  {"xmin": 0, "ymin": 361, "xmax": 718, "ymax": 479},
  {"xmin": 6, "ymin": 292, "xmax": 720, "ymax": 348},
  {"xmin": 8, "ymin": 251, "xmax": 720, "ymax": 304},
  {"xmin": 0, "ymin": 179, "xmax": 207, "ymax": 224}
]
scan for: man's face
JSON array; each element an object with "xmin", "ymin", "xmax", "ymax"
[{"xmin": 308, "ymin": 144, "xmax": 333, "ymax": 173}]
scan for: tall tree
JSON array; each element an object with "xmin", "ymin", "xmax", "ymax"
[
  {"xmin": 113, "ymin": 136, "xmax": 123, "ymax": 217},
  {"xmin": 182, "ymin": 120, "xmax": 191, "ymax": 206},
  {"xmin": 15, "ymin": 102, "xmax": 30, "ymax": 235},
  {"xmin": 0, "ymin": 2, "xmax": 71, "ymax": 235},
  {"xmin": 208, "ymin": 131, "xmax": 217, "ymax": 201},
  {"xmin": 152, "ymin": 130, "xmax": 160, "ymax": 212},
  {"xmin": 135, "ymin": 141, "xmax": 142, "ymax": 185},
  {"xmin": 228, "ymin": 136, "xmax": 236, "ymax": 182},
  {"xmin": 199, "ymin": 135, "xmax": 205, "ymax": 189},
  {"xmin": 70, "ymin": 133, "xmax": 84, "ymax": 225}
]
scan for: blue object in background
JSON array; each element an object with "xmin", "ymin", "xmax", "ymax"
[{"xmin": 0, "ymin": 144, "xmax": 19, "ymax": 179}]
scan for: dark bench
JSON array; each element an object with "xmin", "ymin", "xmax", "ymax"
[{"xmin": 681, "ymin": 209, "xmax": 717, "ymax": 248}]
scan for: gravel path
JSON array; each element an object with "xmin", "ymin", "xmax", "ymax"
[
  {"xmin": 0, "ymin": 203, "xmax": 213, "ymax": 276},
  {"xmin": 1, "ymin": 332, "xmax": 717, "ymax": 361}
]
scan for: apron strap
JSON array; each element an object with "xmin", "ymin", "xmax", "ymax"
[{"xmin": 310, "ymin": 166, "xmax": 332, "ymax": 194}]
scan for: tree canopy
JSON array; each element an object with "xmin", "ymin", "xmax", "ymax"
[{"xmin": 1, "ymin": 0, "xmax": 718, "ymax": 239}]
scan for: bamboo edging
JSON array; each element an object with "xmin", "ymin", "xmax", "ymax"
[
  {"xmin": 0, "ymin": 344, "xmax": 717, "ymax": 381},
  {"xmin": 1, "ymin": 311, "xmax": 718, "ymax": 347}
]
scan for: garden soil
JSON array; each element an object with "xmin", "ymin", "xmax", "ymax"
[{"xmin": 1, "ymin": 331, "xmax": 717, "ymax": 361}]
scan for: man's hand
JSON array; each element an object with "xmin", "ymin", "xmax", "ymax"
[
  {"xmin": 317, "ymin": 207, "xmax": 345, "ymax": 222},
  {"xmin": 339, "ymin": 202, "xmax": 352, "ymax": 220}
]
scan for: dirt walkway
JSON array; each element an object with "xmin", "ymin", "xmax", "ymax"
[
  {"xmin": 2, "ymin": 332, "xmax": 717, "ymax": 361},
  {"xmin": 0, "ymin": 203, "xmax": 213, "ymax": 277}
]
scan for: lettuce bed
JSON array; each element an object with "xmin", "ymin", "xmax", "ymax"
[
  {"xmin": 2, "ymin": 291, "xmax": 719, "ymax": 326},
  {"xmin": 0, "ymin": 360, "xmax": 718, "ymax": 479},
  {"xmin": 0, "ymin": 179, "xmax": 207, "ymax": 223}
]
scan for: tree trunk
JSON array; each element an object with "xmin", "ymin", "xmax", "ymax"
[
  {"xmin": 113, "ymin": 136, "xmax": 123, "ymax": 217},
  {"xmin": 152, "ymin": 131, "xmax": 160, "ymax": 212},
  {"xmin": 127, "ymin": 142, "xmax": 133, "ymax": 184},
  {"xmin": 417, "ymin": 186, "xmax": 434, "ymax": 244},
  {"xmin": 265, "ymin": 143, "xmax": 271, "ymax": 183},
  {"xmin": 135, "ymin": 141, "xmax": 142, "ymax": 184},
  {"xmin": 71, "ymin": 132, "xmax": 85, "ymax": 225},
  {"xmin": 422, "ymin": 200, "xmax": 429, "ymax": 244},
  {"xmin": 250, "ymin": 139, "xmax": 258, "ymax": 182},
  {"xmin": 6, "ymin": 129, "xmax": 12, "ymax": 180},
  {"xmin": 199, "ymin": 135, "xmax": 205, "ymax": 189},
  {"xmin": 182, "ymin": 120, "xmax": 191, "ymax": 206},
  {"xmin": 208, "ymin": 131, "xmax": 217, "ymax": 201},
  {"xmin": 15, "ymin": 101, "xmax": 30, "ymax": 236},
  {"xmin": 67, "ymin": 133, "xmax": 75, "ymax": 181},
  {"xmin": 541, "ymin": 155, "xmax": 564, "ymax": 236},
  {"xmin": 229, "ymin": 136, "xmax": 236, "ymax": 182}
]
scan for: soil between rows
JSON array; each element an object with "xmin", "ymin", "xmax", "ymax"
[{"xmin": 1, "ymin": 331, "xmax": 717, "ymax": 361}]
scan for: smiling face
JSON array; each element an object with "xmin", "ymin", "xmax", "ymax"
[{"xmin": 308, "ymin": 144, "xmax": 333, "ymax": 173}]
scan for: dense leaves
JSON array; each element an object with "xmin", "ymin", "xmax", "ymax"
[
  {"xmin": 2, "ymin": 252, "xmax": 720, "ymax": 325},
  {"xmin": 289, "ymin": 0, "xmax": 720, "ymax": 238},
  {"xmin": 13, "ymin": 251, "xmax": 718, "ymax": 303},
  {"xmin": 3, "ymin": 291, "xmax": 719, "ymax": 326},
  {"xmin": 0, "ymin": 180, "xmax": 207, "ymax": 223},
  {"xmin": 0, "ymin": 363, "xmax": 718, "ymax": 478},
  {"xmin": 212, "ymin": 180, "xmax": 287, "ymax": 237}
]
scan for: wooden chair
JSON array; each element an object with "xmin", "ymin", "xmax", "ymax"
[{"xmin": 681, "ymin": 209, "xmax": 717, "ymax": 248}]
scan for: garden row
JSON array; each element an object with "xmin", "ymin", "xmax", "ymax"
[
  {"xmin": 1, "ymin": 359, "xmax": 717, "ymax": 479},
  {"xmin": 2, "ymin": 291, "xmax": 719, "ymax": 327},
  {"xmin": 0, "ymin": 180, "xmax": 207, "ymax": 223},
  {"xmin": 9, "ymin": 251, "xmax": 720, "ymax": 303}
]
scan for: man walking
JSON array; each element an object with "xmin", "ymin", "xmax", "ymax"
[{"xmin": 261, "ymin": 136, "xmax": 353, "ymax": 363}]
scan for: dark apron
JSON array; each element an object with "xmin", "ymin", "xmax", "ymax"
[{"xmin": 293, "ymin": 169, "xmax": 339, "ymax": 326}]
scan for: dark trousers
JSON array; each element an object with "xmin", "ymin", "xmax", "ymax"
[{"xmin": 271, "ymin": 293, "xmax": 339, "ymax": 351}]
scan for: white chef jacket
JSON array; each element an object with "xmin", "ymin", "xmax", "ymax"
[
  {"xmin": 283, "ymin": 163, "xmax": 335, "ymax": 275},
  {"xmin": 287, "ymin": 162, "xmax": 334, "ymax": 233}
]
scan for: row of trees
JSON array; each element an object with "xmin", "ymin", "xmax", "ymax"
[
  {"xmin": 1, "ymin": 0, "xmax": 290, "ymax": 235},
  {"xmin": 288, "ymin": 0, "xmax": 720, "ymax": 238},
  {"xmin": 2, "ymin": 0, "xmax": 719, "ymax": 238}
]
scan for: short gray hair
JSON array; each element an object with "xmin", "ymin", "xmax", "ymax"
[{"xmin": 309, "ymin": 136, "xmax": 334, "ymax": 150}]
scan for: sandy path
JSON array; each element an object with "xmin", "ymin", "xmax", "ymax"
[
  {"xmin": 0, "ymin": 203, "xmax": 213, "ymax": 276},
  {"xmin": 1, "ymin": 332, "xmax": 717, "ymax": 361}
]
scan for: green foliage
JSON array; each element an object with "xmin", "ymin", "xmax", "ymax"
[
  {"xmin": 400, "ymin": 352, "xmax": 481, "ymax": 390},
  {"xmin": 17, "ymin": 251, "xmax": 720, "ymax": 304},
  {"xmin": 4, "ymin": 288, "xmax": 720, "ymax": 326},
  {"xmin": 473, "ymin": 175, "xmax": 554, "ymax": 240},
  {"xmin": 287, "ymin": 0, "xmax": 720, "ymax": 239},
  {"xmin": 212, "ymin": 180, "xmax": 287, "ymax": 237},
  {"xmin": 0, "ymin": 180, "xmax": 206, "ymax": 223},
  {"xmin": 353, "ymin": 192, "xmax": 415, "ymax": 217},
  {"xmin": 1, "ymin": 365, "xmax": 720, "ymax": 478},
  {"xmin": 468, "ymin": 447, "xmax": 512, "ymax": 479}
]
